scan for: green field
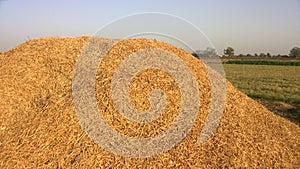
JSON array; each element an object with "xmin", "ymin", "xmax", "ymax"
[{"xmin": 223, "ymin": 64, "xmax": 300, "ymax": 104}]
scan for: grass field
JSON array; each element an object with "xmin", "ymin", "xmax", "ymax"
[
  {"xmin": 223, "ymin": 64, "xmax": 300, "ymax": 104},
  {"xmin": 223, "ymin": 64, "xmax": 300, "ymax": 124}
]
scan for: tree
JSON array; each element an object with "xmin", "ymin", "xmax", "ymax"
[
  {"xmin": 289, "ymin": 47, "xmax": 300, "ymax": 58},
  {"xmin": 224, "ymin": 47, "xmax": 234, "ymax": 57},
  {"xmin": 205, "ymin": 47, "xmax": 218, "ymax": 58},
  {"xmin": 192, "ymin": 47, "xmax": 218, "ymax": 58},
  {"xmin": 259, "ymin": 53, "xmax": 265, "ymax": 57}
]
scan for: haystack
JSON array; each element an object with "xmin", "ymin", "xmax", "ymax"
[{"xmin": 0, "ymin": 37, "xmax": 299, "ymax": 168}]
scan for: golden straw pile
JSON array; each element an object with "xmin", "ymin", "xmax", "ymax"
[{"xmin": 0, "ymin": 37, "xmax": 299, "ymax": 168}]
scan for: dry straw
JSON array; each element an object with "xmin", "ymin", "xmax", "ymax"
[{"xmin": 0, "ymin": 37, "xmax": 299, "ymax": 168}]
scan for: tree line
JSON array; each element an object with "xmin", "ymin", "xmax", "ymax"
[{"xmin": 192, "ymin": 46, "xmax": 300, "ymax": 58}]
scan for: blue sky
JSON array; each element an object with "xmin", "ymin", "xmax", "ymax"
[{"xmin": 0, "ymin": 0, "xmax": 299, "ymax": 55}]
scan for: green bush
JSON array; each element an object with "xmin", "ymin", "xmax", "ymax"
[{"xmin": 224, "ymin": 60, "xmax": 300, "ymax": 66}]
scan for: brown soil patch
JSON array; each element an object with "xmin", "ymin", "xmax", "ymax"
[{"xmin": 0, "ymin": 37, "xmax": 299, "ymax": 168}]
